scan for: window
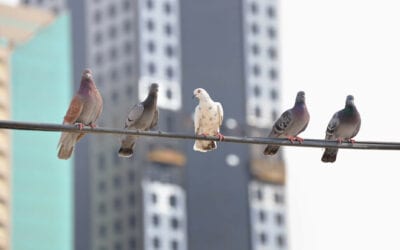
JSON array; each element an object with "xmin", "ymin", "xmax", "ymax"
[
  {"xmin": 128, "ymin": 192, "xmax": 135, "ymax": 206},
  {"xmin": 98, "ymin": 224, "xmax": 107, "ymax": 237},
  {"xmin": 258, "ymin": 210, "xmax": 266, "ymax": 222},
  {"xmin": 98, "ymin": 181, "xmax": 106, "ymax": 192},
  {"xmin": 269, "ymin": 68, "xmax": 277, "ymax": 80},
  {"xmin": 165, "ymin": 45, "xmax": 174, "ymax": 57},
  {"xmin": 114, "ymin": 219, "xmax": 123, "ymax": 233},
  {"xmin": 259, "ymin": 232, "xmax": 267, "ymax": 244},
  {"xmin": 249, "ymin": 2, "xmax": 258, "ymax": 14},
  {"xmin": 255, "ymin": 106, "xmax": 261, "ymax": 118},
  {"xmin": 251, "ymin": 44, "xmax": 260, "ymax": 55},
  {"xmin": 164, "ymin": 2, "xmax": 172, "ymax": 14},
  {"xmin": 153, "ymin": 237, "xmax": 160, "ymax": 248},
  {"xmin": 250, "ymin": 23, "xmax": 259, "ymax": 34},
  {"xmin": 151, "ymin": 193, "xmax": 157, "ymax": 204},
  {"xmin": 152, "ymin": 214, "xmax": 160, "ymax": 226},
  {"xmin": 94, "ymin": 31, "xmax": 103, "ymax": 44},
  {"xmin": 129, "ymin": 215, "xmax": 136, "ymax": 228},
  {"xmin": 110, "ymin": 47, "xmax": 118, "ymax": 59},
  {"xmin": 268, "ymin": 47, "xmax": 277, "ymax": 59},
  {"xmin": 256, "ymin": 188, "xmax": 263, "ymax": 200},
  {"xmin": 94, "ymin": 10, "xmax": 102, "ymax": 23},
  {"xmin": 164, "ymin": 24, "xmax": 173, "ymax": 36},
  {"xmin": 253, "ymin": 85, "xmax": 261, "ymax": 97},
  {"xmin": 98, "ymin": 202, "xmax": 107, "ymax": 214},
  {"xmin": 267, "ymin": 6, "xmax": 276, "ymax": 18},
  {"xmin": 169, "ymin": 195, "xmax": 177, "ymax": 208},
  {"xmin": 109, "ymin": 26, "xmax": 117, "ymax": 38},
  {"xmin": 148, "ymin": 62, "xmax": 156, "ymax": 75},
  {"xmin": 146, "ymin": 19, "xmax": 155, "ymax": 31},
  {"xmin": 108, "ymin": 4, "xmax": 116, "ymax": 17},
  {"xmin": 270, "ymin": 89, "xmax": 278, "ymax": 100},
  {"xmin": 165, "ymin": 67, "xmax": 174, "ymax": 79},
  {"xmin": 124, "ymin": 42, "xmax": 133, "ymax": 53},
  {"xmin": 170, "ymin": 217, "xmax": 179, "ymax": 229},
  {"xmin": 276, "ymin": 235, "xmax": 285, "ymax": 247},
  {"xmin": 128, "ymin": 170, "xmax": 135, "ymax": 184},
  {"xmin": 146, "ymin": 0, "xmax": 154, "ymax": 10},
  {"xmin": 147, "ymin": 41, "xmax": 156, "ymax": 53},
  {"xmin": 129, "ymin": 238, "xmax": 136, "ymax": 250},
  {"xmin": 252, "ymin": 65, "xmax": 260, "ymax": 76},
  {"xmin": 275, "ymin": 213, "xmax": 284, "ymax": 225},
  {"xmin": 171, "ymin": 240, "xmax": 179, "ymax": 250},
  {"xmin": 267, "ymin": 27, "xmax": 276, "ymax": 39},
  {"xmin": 124, "ymin": 20, "xmax": 132, "ymax": 32},
  {"xmin": 114, "ymin": 197, "xmax": 122, "ymax": 210}
]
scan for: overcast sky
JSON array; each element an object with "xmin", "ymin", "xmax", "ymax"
[{"xmin": 282, "ymin": 1, "xmax": 400, "ymax": 250}]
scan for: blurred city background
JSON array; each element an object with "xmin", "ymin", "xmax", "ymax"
[
  {"xmin": 3, "ymin": 1, "xmax": 400, "ymax": 250},
  {"xmin": 0, "ymin": 0, "xmax": 286, "ymax": 250}
]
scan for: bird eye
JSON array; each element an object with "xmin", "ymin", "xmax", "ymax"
[{"xmin": 197, "ymin": 89, "xmax": 201, "ymax": 94}]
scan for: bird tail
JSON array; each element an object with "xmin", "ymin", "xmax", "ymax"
[
  {"xmin": 57, "ymin": 132, "xmax": 83, "ymax": 160},
  {"xmin": 321, "ymin": 148, "xmax": 338, "ymax": 163},
  {"xmin": 193, "ymin": 140, "xmax": 217, "ymax": 152},
  {"xmin": 263, "ymin": 145, "xmax": 280, "ymax": 155},
  {"xmin": 118, "ymin": 135, "xmax": 138, "ymax": 158}
]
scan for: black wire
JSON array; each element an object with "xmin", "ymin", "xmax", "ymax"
[{"xmin": 0, "ymin": 120, "xmax": 399, "ymax": 150}]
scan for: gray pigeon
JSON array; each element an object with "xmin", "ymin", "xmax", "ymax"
[
  {"xmin": 264, "ymin": 91, "xmax": 310, "ymax": 155},
  {"xmin": 118, "ymin": 83, "xmax": 159, "ymax": 158},
  {"xmin": 58, "ymin": 69, "xmax": 103, "ymax": 159},
  {"xmin": 193, "ymin": 88, "xmax": 224, "ymax": 152},
  {"xmin": 321, "ymin": 95, "xmax": 361, "ymax": 163}
]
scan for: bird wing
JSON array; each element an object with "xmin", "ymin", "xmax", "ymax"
[
  {"xmin": 216, "ymin": 102, "xmax": 224, "ymax": 127},
  {"xmin": 125, "ymin": 103, "xmax": 144, "ymax": 128},
  {"xmin": 325, "ymin": 112, "xmax": 340, "ymax": 140},
  {"xmin": 194, "ymin": 105, "xmax": 201, "ymax": 135},
  {"xmin": 63, "ymin": 95, "xmax": 84, "ymax": 124},
  {"xmin": 270, "ymin": 109, "xmax": 292, "ymax": 137},
  {"xmin": 149, "ymin": 108, "xmax": 159, "ymax": 130}
]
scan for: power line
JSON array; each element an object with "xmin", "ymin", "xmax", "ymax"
[{"xmin": 0, "ymin": 120, "xmax": 399, "ymax": 150}]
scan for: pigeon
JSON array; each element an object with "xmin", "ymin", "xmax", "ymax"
[
  {"xmin": 321, "ymin": 95, "xmax": 361, "ymax": 163},
  {"xmin": 57, "ymin": 69, "xmax": 103, "ymax": 159},
  {"xmin": 118, "ymin": 83, "xmax": 159, "ymax": 158},
  {"xmin": 192, "ymin": 88, "xmax": 224, "ymax": 152},
  {"xmin": 264, "ymin": 91, "xmax": 310, "ymax": 155}
]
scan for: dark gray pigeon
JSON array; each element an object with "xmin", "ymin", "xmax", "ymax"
[
  {"xmin": 264, "ymin": 91, "xmax": 310, "ymax": 155},
  {"xmin": 118, "ymin": 83, "xmax": 159, "ymax": 158},
  {"xmin": 321, "ymin": 95, "xmax": 361, "ymax": 163}
]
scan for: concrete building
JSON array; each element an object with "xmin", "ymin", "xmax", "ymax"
[
  {"xmin": 0, "ymin": 4, "xmax": 73, "ymax": 250},
  {"xmin": 22, "ymin": 0, "xmax": 287, "ymax": 250}
]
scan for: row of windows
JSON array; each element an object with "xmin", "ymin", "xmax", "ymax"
[
  {"xmin": 145, "ymin": 20, "xmax": 175, "ymax": 36},
  {"xmin": 248, "ymin": 24, "xmax": 277, "ymax": 39},
  {"xmin": 150, "ymin": 192, "xmax": 179, "ymax": 208},
  {"xmin": 250, "ymin": 65, "xmax": 278, "ymax": 80},
  {"xmin": 93, "ymin": 21, "xmax": 133, "ymax": 45},
  {"xmin": 150, "ymin": 237, "xmax": 180, "ymax": 250},
  {"xmin": 258, "ymin": 232, "xmax": 286, "ymax": 247},
  {"xmin": 145, "ymin": 62, "xmax": 177, "ymax": 80},
  {"xmin": 248, "ymin": 2, "xmax": 277, "ymax": 19},
  {"xmin": 257, "ymin": 210, "xmax": 285, "ymax": 225},
  {"xmin": 151, "ymin": 214, "xmax": 181, "ymax": 229},
  {"xmin": 250, "ymin": 45, "xmax": 277, "ymax": 59},
  {"xmin": 97, "ymin": 237, "xmax": 137, "ymax": 250},
  {"xmin": 255, "ymin": 188, "xmax": 285, "ymax": 204},
  {"xmin": 92, "ymin": 1, "xmax": 131, "ymax": 24},
  {"xmin": 146, "ymin": 42, "xmax": 177, "ymax": 57},
  {"xmin": 97, "ymin": 194, "xmax": 135, "ymax": 214},
  {"xmin": 145, "ymin": 0, "xmax": 175, "ymax": 15},
  {"xmin": 98, "ymin": 215, "xmax": 136, "ymax": 237}
]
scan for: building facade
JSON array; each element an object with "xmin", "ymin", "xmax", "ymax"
[
  {"xmin": 0, "ymin": 4, "xmax": 73, "ymax": 250},
  {"xmin": 22, "ymin": 0, "xmax": 287, "ymax": 250}
]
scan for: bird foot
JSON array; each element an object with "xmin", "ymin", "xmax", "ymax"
[
  {"xmin": 89, "ymin": 123, "xmax": 97, "ymax": 129},
  {"xmin": 216, "ymin": 132, "xmax": 225, "ymax": 141},
  {"xmin": 287, "ymin": 136, "xmax": 303, "ymax": 144},
  {"xmin": 75, "ymin": 123, "xmax": 84, "ymax": 130},
  {"xmin": 337, "ymin": 138, "xmax": 344, "ymax": 144},
  {"xmin": 346, "ymin": 138, "xmax": 356, "ymax": 144},
  {"xmin": 200, "ymin": 133, "xmax": 209, "ymax": 137}
]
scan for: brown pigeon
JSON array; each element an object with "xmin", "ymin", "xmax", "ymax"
[
  {"xmin": 57, "ymin": 69, "xmax": 103, "ymax": 159},
  {"xmin": 118, "ymin": 83, "xmax": 159, "ymax": 158}
]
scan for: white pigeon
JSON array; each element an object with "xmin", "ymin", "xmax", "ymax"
[{"xmin": 192, "ymin": 88, "xmax": 224, "ymax": 152}]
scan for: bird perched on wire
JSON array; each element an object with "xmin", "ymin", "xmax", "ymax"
[
  {"xmin": 192, "ymin": 88, "xmax": 224, "ymax": 152},
  {"xmin": 118, "ymin": 83, "xmax": 159, "ymax": 158},
  {"xmin": 321, "ymin": 95, "xmax": 361, "ymax": 163},
  {"xmin": 57, "ymin": 69, "xmax": 103, "ymax": 159},
  {"xmin": 264, "ymin": 91, "xmax": 310, "ymax": 155}
]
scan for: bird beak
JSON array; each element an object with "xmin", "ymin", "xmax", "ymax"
[{"xmin": 85, "ymin": 73, "xmax": 92, "ymax": 79}]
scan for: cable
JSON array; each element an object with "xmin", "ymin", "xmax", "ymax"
[{"xmin": 0, "ymin": 120, "xmax": 399, "ymax": 150}]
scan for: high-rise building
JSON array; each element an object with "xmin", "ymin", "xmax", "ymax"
[
  {"xmin": 22, "ymin": 0, "xmax": 287, "ymax": 250},
  {"xmin": 0, "ymin": 3, "xmax": 73, "ymax": 250}
]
